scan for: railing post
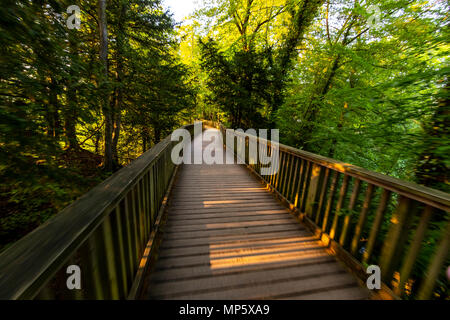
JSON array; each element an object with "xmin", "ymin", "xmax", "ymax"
[
  {"xmin": 287, "ymin": 157, "xmax": 300, "ymax": 203},
  {"xmin": 379, "ymin": 197, "xmax": 417, "ymax": 282},
  {"xmin": 274, "ymin": 152, "xmax": 286, "ymax": 190},
  {"xmin": 417, "ymin": 220, "xmax": 450, "ymax": 300},
  {"xmin": 363, "ymin": 189, "xmax": 391, "ymax": 264},
  {"xmin": 111, "ymin": 205, "xmax": 129, "ymax": 297},
  {"xmin": 102, "ymin": 214, "xmax": 120, "ymax": 299},
  {"xmin": 299, "ymin": 161, "xmax": 312, "ymax": 212},
  {"xmin": 293, "ymin": 159, "xmax": 305, "ymax": 208},
  {"xmin": 123, "ymin": 195, "xmax": 135, "ymax": 283},
  {"xmin": 315, "ymin": 168, "xmax": 330, "ymax": 225},
  {"xmin": 280, "ymin": 153, "xmax": 292, "ymax": 196},
  {"xmin": 305, "ymin": 164, "xmax": 322, "ymax": 218},
  {"xmin": 396, "ymin": 206, "xmax": 433, "ymax": 296},
  {"xmin": 350, "ymin": 184, "xmax": 374, "ymax": 256},
  {"xmin": 322, "ymin": 171, "xmax": 339, "ymax": 232},
  {"xmin": 330, "ymin": 175, "xmax": 349, "ymax": 240},
  {"xmin": 339, "ymin": 178, "xmax": 361, "ymax": 246}
]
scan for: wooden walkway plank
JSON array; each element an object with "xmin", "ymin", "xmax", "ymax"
[
  {"xmin": 157, "ymin": 230, "xmax": 315, "ymax": 248},
  {"xmin": 143, "ymin": 129, "xmax": 368, "ymax": 300},
  {"xmin": 149, "ymin": 256, "xmax": 336, "ymax": 283}
]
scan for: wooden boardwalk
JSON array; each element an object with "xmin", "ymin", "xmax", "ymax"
[
  {"xmin": 1, "ymin": 125, "xmax": 447, "ymax": 300},
  {"xmin": 144, "ymin": 130, "xmax": 369, "ymax": 300}
]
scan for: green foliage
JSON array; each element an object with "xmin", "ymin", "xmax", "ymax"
[
  {"xmin": 0, "ymin": 0, "xmax": 194, "ymax": 249},
  {"xmin": 180, "ymin": 0, "xmax": 449, "ymax": 299},
  {"xmin": 200, "ymin": 39, "xmax": 273, "ymax": 128}
]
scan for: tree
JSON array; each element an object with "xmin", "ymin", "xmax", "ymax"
[
  {"xmin": 98, "ymin": 0, "xmax": 114, "ymax": 171},
  {"xmin": 197, "ymin": 0, "xmax": 324, "ymax": 128},
  {"xmin": 0, "ymin": 0, "xmax": 194, "ymax": 249}
]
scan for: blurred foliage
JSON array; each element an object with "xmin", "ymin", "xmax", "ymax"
[{"xmin": 0, "ymin": 0, "xmax": 194, "ymax": 250}]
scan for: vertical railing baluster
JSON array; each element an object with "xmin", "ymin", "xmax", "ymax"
[
  {"xmin": 245, "ymin": 136, "xmax": 249, "ymax": 165},
  {"xmin": 257, "ymin": 141, "xmax": 263, "ymax": 174},
  {"xmin": 270, "ymin": 149, "xmax": 279, "ymax": 187},
  {"xmin": 417, "ymin": 220, "xmax": 450, "ymax": 300},
  {"xmin": 274, "ymin": 152, "xmax": 285, "ymax": 190},
  {"xmin": 380, "ymin": 197, "xmax": 419, "ymax": 283},
  {"xmin": 315, "ymin": 167, "xmax": 330, "ymax": 225},
  {"xmin": 123, "ymin": 195, "xmax": 135, "ymax": 282},
  {"xmin": 138, "ymin": 181, "xmax": 146, "ymax": 250},
  {"xmin": 299, "ymin": 161, "xmax": 311, "ymax": 212},
  {"xmin": 86, "ymin": 230, "xmax": 107, "ymax": 299},
  {"xmin": 269, "ymin": 145, "xmax": 278, "ymax": 186},
  {"xmin": 78, "ymin": 240, "xmax": 101, "ymax": 299},
  {"xmin": 261, "ymin": 141, "xmax": 268, "ymax": 182},
  {"xmin": 396, "ymin": 206, "xmax": 433, "ymax": 296},
  {"xmin": 293, "ymin": 159, "xmax": 305, "ymax": 208},
  {"xmin": 330, "ymin": 175, "xmax": 349, "ymax": 240},
  {"xmin": 110, "ymin": 206, "xmax": 128, "ymax": 298},
  {"xmin": 305, "ymin": 164, "xmax": 322, "ymax": 219},
  {"xmin": 101, "ymin": 214, "xmax": 120, "ymax": 299},
  {"xmin": 151, "ymin": 165, "xmax": 156, "ymax": 225},
  {"xmin": 130, "ymin": 187, "xmax": 141, "ymax": 264},
  {"xmin": 322, "ymin": 171, "xmax": 339, "ymax": 232},
  {"xmin": 287, "ymin": 156, "xmax": 300, "ymax": 203},
  {"xmin": 147, "ymin": 172, "xmax": 152, "ymax": 232},
  {"xmin": 266, "ymin": 143, "xmax": 272, "ymax": 184},
  {"xmin": 339, "ymin": 178, "xmax": 361, "ymax": 247},
  {"xmin": 67, "ymin": 255, "xmax": 84, "ymax": 300},
  {"xmin": 280, "ymin": 153, "xmax": 292, "ymax": 196},
  {"xmin": 350, "ymin": 184, "xmax": 374, "ymax": 256},
  {"xmin": 363, "ymin": 189, "xmax": 391, "ymax": 264},
  {"xmin": 156, "ymin": 160, "xmax": 161, "ymax": 205},
  {"xmin": 271, "ymin": 144, "xmax": 280, "ymax": 187},
  {"xmin": 268, "ymin": 142, "xmax": 274, "ymax": 184},
  {"xmin": 138, "ymin": 180, "xmax": 147, "ymax": 243},
  {"xmin": 256, "ymin": 141, "xmax": 261, "ymax": 174}
]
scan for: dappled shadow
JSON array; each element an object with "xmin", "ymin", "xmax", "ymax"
[{"xmin": 144, "ymin": 130, "xmax": 369, "ymax": 300}]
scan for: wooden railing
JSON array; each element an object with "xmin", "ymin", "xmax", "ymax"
[
  {"xmin": 212, "ymin": 122, "xmax": 450, "ymax": 300},
  {"xmin": 0, "ymin": 124, "xmax": 196, "ymax": 300}
]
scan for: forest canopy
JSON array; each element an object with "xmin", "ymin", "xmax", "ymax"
[
  {"xmin": 0, "ymin": 0, "xmax": 195, "ymax": 249},
  {"xmin": 179, "ymin": 0, "xmax": 449, "ymax": 192}
]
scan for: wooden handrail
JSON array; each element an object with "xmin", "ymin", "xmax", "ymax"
[
  {"xmin": 0, "ymin": 124, "xmax": 196, "ymax": 300},
  {"xmin": 223, "ymin": 126, "xmax": 449, "ymax": 211},
  {"xmin": 211, "ymin": 121, "xmax": 450, "ymax": 300}
]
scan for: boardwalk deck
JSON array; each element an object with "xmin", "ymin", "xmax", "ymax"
[{"xmin": 144, "ymin": 130, "xmax": 369, "ymax": 300}]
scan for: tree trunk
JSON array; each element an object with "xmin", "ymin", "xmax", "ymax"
[
  {"xmin": 65, "ymin": 36, "xmax": 79, "ymax": 150},
  {"xmin": 300, "ymin": 54, "xmax": 341, "ymax": 151},
  {"xmin": 154, "ymin": 125, "xmax": 161, "ymax": 144},
  {"xmin": 47, "ymin": 76, "xmax": 61, "ymax": 139},
  {"xmin": 271, "ymin": 0, "xmax": 325, "ymax": 120},
  {"xmin": 98, "ymin": 0, "xmax": 113, "ymax": 171},
  {"xmin": 111, "ymin": 0, "xmax": 126, "ymax": 165},
  {"xmin": 142, "ymin": 129, "xmax": 149, "ymax": 153},
  {"xmin": 299, "ymin": 17, "xmax": 355, "ymax": 151}
]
